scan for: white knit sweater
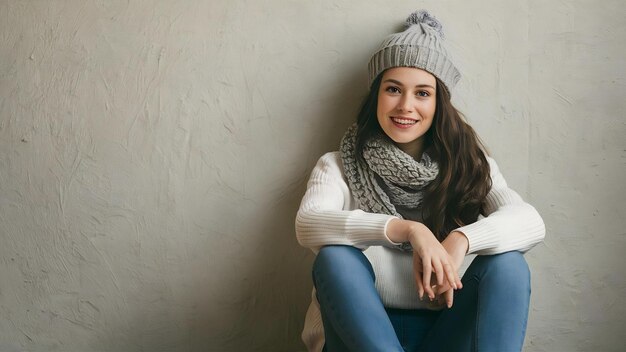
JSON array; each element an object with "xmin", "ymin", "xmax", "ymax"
[{"xmin": 295, "ymin": 152, "xmax": 545, "ymax": 352}]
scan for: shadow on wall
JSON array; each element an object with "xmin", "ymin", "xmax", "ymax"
[
  {"xmin": 194, "ymin": 66, "xmax": 366, "ymax": 351},
  {"xmin": 103, "ymin": 67, "xmax": 367, "ymax": 352}
]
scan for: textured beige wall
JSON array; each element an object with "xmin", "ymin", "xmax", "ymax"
[{"xmin": 0, "ymin": 1, "xmax": 624, "ymax": 351}]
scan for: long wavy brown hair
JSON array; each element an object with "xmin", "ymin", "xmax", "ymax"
[{"xmin": 355, "ymin": 73, "xmax": 492, "ymax": 240}]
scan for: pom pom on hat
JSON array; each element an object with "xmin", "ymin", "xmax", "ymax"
[{"xmin": 405, "ymin": 10, "xmax": 444, "ymax": 38}]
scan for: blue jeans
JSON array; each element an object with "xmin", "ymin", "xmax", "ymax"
[{"xmin": 312, "ymin": 245, "xmax": 531, "ymax": 352}]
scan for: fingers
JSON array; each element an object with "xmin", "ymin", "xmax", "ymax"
[
  {"xmin": 444, "ymin": 288, "xmax": 454, "ymax": 308},
  {"xmin": 413, "ymin": 255, "xmax": 425, "ymax": 299},
  {"xmin": 437, "ymin": 254, "xmax": 462, "ymax": 290},
  {"xmin": 422, "ymin": 261, "xmax": 434, "ymax": 300},
  {"xmin": 432, "ymin": 260, "xmax": 444, "ymax": 286},
  {"xmin": 415, "ymin": 272, "xmax": 425, "ymax": 300},
  {"xmin": 410, "ymin": 229, "xmax": 463, "ymax": 303},
  {"xmin": 418, "ymin": 256, "xmax": 461, "ymax": 301},
  {"xmin": 428, "ymin": 257, "xmax": 459, "ymax": 294},
  {"xmin": 433, "ymin": 286, "xmax": 454, "ymax": 308},
  {"xmin": 443, "ymin": 262, "xmax": 458, "ymax": 290},
  {"xmin": 435, "ymin": 282, "xmax": 450, "ymax": 296}
]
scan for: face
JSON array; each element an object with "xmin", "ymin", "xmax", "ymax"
[{"xmin": 376, "ymin": 67, "xmax": 437, "ymax": 159}]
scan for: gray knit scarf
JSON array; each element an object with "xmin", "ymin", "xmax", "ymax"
[{"xmin": 340, "ymin": 124, "xmax": 439, "ymax": 219}]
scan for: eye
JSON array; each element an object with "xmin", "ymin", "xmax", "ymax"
[
  {"xmin": 385, "ymin": 86, "xmax": 401, "ymax": 94},
  {"xmin": 416, "ymin": 90, "xmax": 430, "ymax": 97}
]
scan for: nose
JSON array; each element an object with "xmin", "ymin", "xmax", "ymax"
[{"xmin": 397, "ymin": 94, "xmax": 413, "ymax": 112}]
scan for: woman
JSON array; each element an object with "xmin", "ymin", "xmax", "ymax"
[{"xmin": 295, "ymin": 10, "xmax": 545, "ymax": 352}]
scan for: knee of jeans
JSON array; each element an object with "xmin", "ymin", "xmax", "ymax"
[
  {"xmin": 479, "ymin": 251, "xmax": 531, "ymax": 293},
  {"xmin": 312, "ymin": 245, "xmax": 374, "ymax": 285}
]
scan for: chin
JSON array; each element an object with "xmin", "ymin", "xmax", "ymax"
[{"xmin": 385, "ymin": 131, "xmax": 423, "ymax": 145}]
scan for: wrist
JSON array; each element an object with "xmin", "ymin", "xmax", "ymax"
[
  {"xmin": 444, "ymin": 231, "xmax": 469, "ymax": 254},
  {"xmin": 386, "ymin": 219, "xmax": 424, "ymax": 244}
]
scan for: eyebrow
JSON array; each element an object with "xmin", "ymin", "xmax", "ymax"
[{"xmin": 383, "ymin": 78, "xmax": 435, "ymax": 90}]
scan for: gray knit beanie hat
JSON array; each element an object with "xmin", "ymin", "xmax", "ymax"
[{"xmin": 368, "ymin": 10, "xmax": 461, "ymax": 93}]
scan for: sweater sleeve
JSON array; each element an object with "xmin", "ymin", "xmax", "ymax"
[
  {"xmin": 455, "ymin": 157, "xmax": 546, "ymax": 255},
  {"xmin": 295, "ymin": 152, "xmax": 400, "ymax": 252}
]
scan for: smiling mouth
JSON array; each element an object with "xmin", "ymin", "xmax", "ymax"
[{"xmin": 390, "ymin": 116, "xmax": 419, "ymax": 125}]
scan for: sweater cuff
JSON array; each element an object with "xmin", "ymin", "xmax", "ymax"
[
  {"xmin": 345, "ymin": 210, "xmax": 400, "ymax": 247},
  {"xmin": 455, "ymin": 220, "xmax": 500, "ymax": 254}
]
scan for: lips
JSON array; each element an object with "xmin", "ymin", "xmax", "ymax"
[{"xmin": 390, "ymin": 116, "xmax": 419, "ymax": 126}]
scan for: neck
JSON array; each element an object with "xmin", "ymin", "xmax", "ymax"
[{"xmin": 396, "ymin": 139, "xmax": 425, "ymax": 160}]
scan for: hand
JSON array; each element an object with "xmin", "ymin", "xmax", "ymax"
[
  {"xmin": 441, "ymin": 231, "xmax": 468, "ymax": 269},
  {"xmin": 407, "ymin": 224, "xmax": 463, "ymax": 301},
  {"xmin": 432, "ymin": 231, "xmax": 469, "ymax": 308},
  {"xmin": 386, "ymin": 220, "xmax": 464, "ymax": 302}
]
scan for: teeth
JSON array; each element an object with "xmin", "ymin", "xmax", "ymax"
[{"xmin": 391, "ymin": 117, "xmax": 417, "ymax": 125}]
